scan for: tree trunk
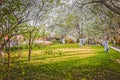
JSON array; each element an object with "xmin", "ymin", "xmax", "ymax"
[
  {"xmin": 28, "ymin": 46, "xmax": 32, "ymax": 61},
  {"xmin": 6, "ymin": 41, "xmax": 11, "ymax": 80},
  {"xmin": 7, "ymin": 50, "xmax": 10, "ymax": 80},
  {"xmin": 17, "ymin": 40, "xmax": 22, "ymax": 59},
  {"xmin": 88, "ymin": 38, "xmax": 90, "ymax": 45},
  {"xmin": 28, "ymin": 35, "xmax": 32, "ymax": 61},
  {"xmin": 94, "ymin": 38, "xmax": 96, "ymax": 45}
]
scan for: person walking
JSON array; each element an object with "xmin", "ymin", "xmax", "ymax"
[{"xmin": 104, "ymin": 40, "xmax": 109, "ymax": 52}]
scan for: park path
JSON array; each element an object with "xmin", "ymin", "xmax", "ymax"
[{"xmin": 109, "ymin": 46, "xmax": 120, "ymax": 52}]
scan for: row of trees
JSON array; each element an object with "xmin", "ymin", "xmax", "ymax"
[
  {"xmin": 0, "ymin": 0, "xmax": 61, "ymax": 79},
  {"xmin": 1, "ymin": 0, "xmax": 119, "ymax": 58},
  {"xmin": 50, "ymin": 0, "xmax": 120, "ymax": 44},
  {"xmin": 76, "ymin": 0, "xmax": 120, "ymax": 42},
  {"xmin": 0, "ymin": 0, "xmax": 60, "ymax": 58}
]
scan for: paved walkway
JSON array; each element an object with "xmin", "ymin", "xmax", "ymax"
[{"xmin": 109, "ymin": 46, "xmax": 120, "ymax": 52}]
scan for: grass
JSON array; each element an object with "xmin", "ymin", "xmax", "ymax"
[{"xmin": 0, "ymin": 44, "xmax": 120, "ymax": 80}]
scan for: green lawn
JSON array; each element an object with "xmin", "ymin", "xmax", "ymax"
[{"xmin": 1, "ymin": 44, "xmax": 120, "ymax": 80}]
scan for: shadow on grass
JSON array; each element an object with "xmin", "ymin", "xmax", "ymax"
[
  {"xmin": 8, "ymin": 56, "xmax": 120, "ymax": 80},
  {"xmin": 2, "ymin": 45, "xmax": 120, "ymax": 80}
]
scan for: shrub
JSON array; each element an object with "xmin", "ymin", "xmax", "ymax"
[
  {"xmin": 33, "ymin": 43, "xmax": 46, "ymax": 49},
  {"xmin": 52, "ymin": 40, "xmax": 61, "ymax": 44},
  {"xmin": 56, "ymin": 50, "xmax": 64, "ymax": 55},
  {"xmin": 65, "ymin": 38, "xmax": 74, "ymax": 44},
  {"xmin": 11, "ymin": 46, "xmax": 18, "ymax": 51},
  {"xmin": 11, "ymin": 44, "xmax": 29, "ymax": 51},
  {"xmin": 10, "ymin": 43, "xmax": 47, "ymax": 51},
  {"xmin": 43, "ymin": 49, "xmax": 53, "ymax": 55}
]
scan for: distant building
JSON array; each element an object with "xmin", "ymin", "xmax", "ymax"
[{"xmin": 0, "ymin": 34, "xmax": 24, "ymax": 47}]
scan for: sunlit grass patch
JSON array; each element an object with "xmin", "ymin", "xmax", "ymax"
[{"xmin": 11, "ymin": 45, "xmax": 96, "ymax": 64}]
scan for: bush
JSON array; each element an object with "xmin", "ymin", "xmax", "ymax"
[
  {"xmin": 56, "ymin": 50, "xmax": 64, "ymax": 55},
  {"xmin": 33, "ymin": 43, "xmax": 46, "ymax": 49},
  {"xmin": 19, "ymin": 44, "xmax": 29, "ymax": 49},
  {"xmin": 43, "ymin": 49, "xmax": 53, "ymax": 55},
  {"xmin": 11, "ymin": 44, "xmax": 29, "ymax": 51},
  {"xmin": 65, "ymin": 38, "xmax": 74, "ymax": 44},
  {"xmin": 10, "ymin": 43, "xmax": 47, "ymax": 51},
  {"xmin": 43, "ymin": 49, "xmax": 64, "ymax": 56},
  {"xmin": 11, "ymin": 46, "xmax": 18, "ymax": 51},
  {"xmin": 52, "ymin": 40, "xmax": 61, "ymax": 44}
]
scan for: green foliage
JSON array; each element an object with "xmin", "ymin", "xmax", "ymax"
[
  {"xmin": 10, "ymin": 45, "xmax": 28, "ymax": 51},
  {"xmin": 11, "ymin": 46, "xmax": 18, "ymax": 51},
  {"xmin": 10, "ymin": 43, "xmax": 47, "ymax": 51},
  {"xmin": 57, "ymin": 0, "xmax": 61, "ymax": 5},
  {"xmin": 65, "ymin": 13, "xmax": 76, "ymax": 28},
  {"xmin": 50, "ymin": 0, "xmax": 54, "ymax": 3}
]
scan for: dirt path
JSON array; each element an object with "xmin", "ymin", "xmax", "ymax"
[{"xmin": 109, "ymin": 46, "xmax": 120, "ymax": 52}]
